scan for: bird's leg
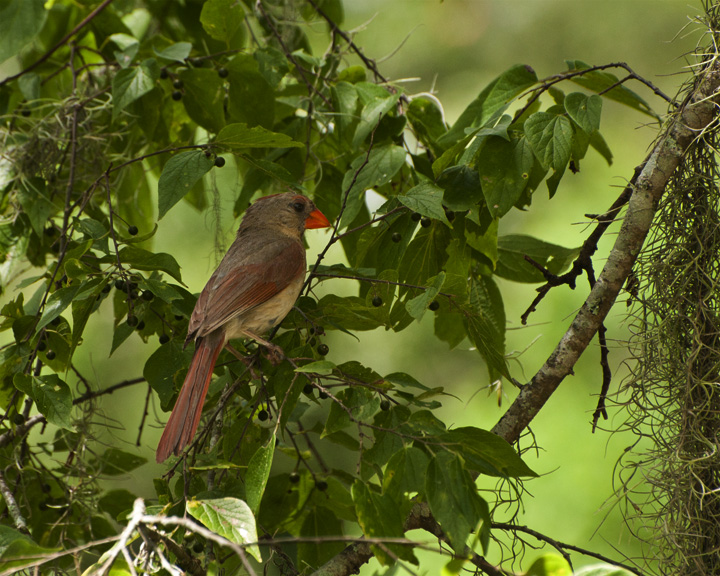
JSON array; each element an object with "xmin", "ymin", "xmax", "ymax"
[
  {"xmin": 224, "ymin": 344, "xmax": 260, "ymax": 379},
  {"xmin": 238, "ymin": 330, "xmax": 286, "ymax": 365}
]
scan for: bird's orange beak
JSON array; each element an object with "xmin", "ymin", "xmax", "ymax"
[{"xmin": 305, "ymin": 209, "xmax": 331, "ymax": 229}]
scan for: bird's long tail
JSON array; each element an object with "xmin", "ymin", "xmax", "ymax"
[{"xmin": 156, "ymin": 331, "xmax": 224, "ymax": 462}]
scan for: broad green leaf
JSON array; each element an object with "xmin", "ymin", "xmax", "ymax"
[
  {"xmin": 227, "ymin": 55, "xmax": 275, "ymax": 129},
  {"xmin": 398, "ymin": 224, "xmax": 452, "ymax": 290},
  {"xmin": 294, "ymin": 360, "xmax": 336, "ymax": 375},
  {"xmin": 0, "ymin": 0, "xmax": 47, "ymax": 64},
  {"xmin": 178, "ymin": 68, "xmax": 225, "ymax": 133},
  {"xmin": 566, "ymin": 60, "xmax": 656, "ymax": 118},
  {"xmin": 14, "ymin": 374, "xmax": 72, "ymax": 430},
  {"xmin": 437, "ymin": 165, "xmax": 483, "ymax": 211},
  {"xmin": 17, "ymin": 180, "xmax": 54, "ymax": 237},
  {"xmin": 297, "ymin": 507, "xmax": 345, "ymax": 569},
  {"xmin": 216, "ymin": 123, "xmax": 303, "ymax": 150},
  {"xmin": 524, "ymin": 112, "xmax": 573, "ymax": 172},
  {"xmin": 200, "ymin": 0, "xmax": 244, "ymax": 43},
  {"xmin": 495, "ymin": 234, "xmax": 580, "ymax": 283},
  {"xmin": 352, "ymin": 481, "xmax": 416, "ymax": 565},
  {"xmin": 363, "ymin": 405, "xmax": 411, "ymax": 467},
  {"xmin": 98, "ymin": 489, "xmax": 137, "ymax": 521},
  {"xmin": 323, "ymin": 387, "xmax": 380, "ymax": 437},
  {"xmin": 426, "ymin": 451, "xmax": 490, "ymax": 554},
  {"xmin": 405, "ymin": 272, "xmax": 446, "ymax": 321},
  {"xmin": 0, "ymin": 526, "xmax": 57, "ymax": 572},
  {"xmin": 332, "ymin": 81, "xmax": 359, "ymax": 137},
  {"xmin": 438, "ymin": 64, "xmax": 537, "ymax": 147},
  {"xmin": 246, "ymin": 435, "xmax": 275, "ymax": 515},
  {"xmin": 98, "ymin": 448, "xmax": 147, "ymax": 476},
  {"xmin": 564, "ymin": 92, "xmax": 602, "ymax": 134},
  {"xmin": 112, "ymin": 59, "xmax": 160, "ymax": 118},
  {"xmin": 187, "ymin": 497, "xmax": 261, "ymax": 562},
  {"xmin": 118, "ymin": 246, "xmax": 183, "ymax": 282},
  {"xmin": 524, "ymin": 554, "xmax": 573, "ymax": 576},
  {"xmin": 36, "ymin": 284, "xmax": 81, "ymax": 333},
  {"xmin": 407, "ymin": 96, "xmax": 447, "ymax": 154},
  {"xmin": 573, "ymin": 564, "xmax": 633, "ymax": 576},
  {"xmin": 464, "ymin": 274, "xmax": 509, "ymax": 380},
  {"xmin": 143, "ymin": 341, "xmax": 188, "ymax": 409},
  {"xmin": 441, "ymin": 427, "xmax": 537, "ymax": 478},
  {"xmin": 157, "ymin": 150, "xmax": 214, "ymax": 219},
  {"xmin": 398, "ymin": 182, "xmax": 452, "ymax": 227},
  {"xmin": 353, "ymin": 90, "xmax": 401, "ymax": 146},
  {"xmin": 478, "ymin": 136, "xmax": 534, "ymax": 218},
  {"xmin": 382, "ymin": 447, "xmax": 429, "ymax": 500},
  {"xmin": 590, "ymin": 130, "xmax": 613, "ymax": 165},
  {"xmin": 340, "ymin": 144, "xmax": 407, "ymax": 228},
  {"xmin": 153, "ymin": 42, "xmax": 192, "ymax": 62}
]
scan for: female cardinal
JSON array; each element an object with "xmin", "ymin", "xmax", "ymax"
[{"xmin": 156, "ymin": 193, "xmax": 330, "ymax": 462}]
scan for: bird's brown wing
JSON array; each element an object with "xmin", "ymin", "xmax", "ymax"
[{"xmin": 187, "ymin": 236, "xmax": 306, "ymax": 341}]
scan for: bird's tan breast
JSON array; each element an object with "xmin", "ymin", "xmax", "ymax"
[{"xmin": 223, "ymin": 271, "xmax": 305, "ymax": 340}]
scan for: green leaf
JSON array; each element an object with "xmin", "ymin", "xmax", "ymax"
[
  {"xmin": 407, "ymin": 96, "xmax": 447, "ymax": 153},
  {"xmin": 200, "ymin": 0, "xmax": 244, "ymax": 43},
  {"xmin": 340, "ymin": 144, "xmax": 407, "ymax": 228},
  {"xmin": 323, "ymin": 387, "xmax": 380, "ymax": 437},
  {"xmin": 36, "ymin": 284, "xmax": 81, "ymax": 333},
  {"xmin": 441, "ymin": 427, "xmax": 537, "ymax": 478},
  {"xmin": 297, "ymin": 507, "xmax": 345, "ymax": 569},
  {"xmin": 566, "ymin": 60, "xmax": 656, "ymax": 118},
  {"xmin": 426, "ymin": 451, "xmax": 490, "ymax": 554},
  {"xmin": 464, "ymin": 274, "xmax": 509, "ymax": 380},
  {"xmin": 153, "ymin": 42, "xmax": 192, "ymax": 62},
  {"xmin": 352, "ymin": 481, "xmax": 416, "ymax": 565},
  {"xmin": 398, "ymin": 182, "xmax": 452, "ymax": 227},
  {"xmin": 112, "ymin": 59, "xmax": 160, "ymax": 119},
  {"xmin": 14, "ymin": 374, "xmax": 73, "ymax": 430},
  {"xmin": 187, "ymin": 497, "xmax": 261, "ymax": 562},
  {"xmin": 495, "ymin": 234, "xmax": 580, "ymax": 283},
  {"xmin": 0, "ymin": 0, "xmax": 47, "ymax": 64},
  {"xmin": 178, "ymin": 68, "xmax": 225, "ymax": 133},
  {"xmin": 439, "ymin": 64, "xmax": 537, "ymax": 147},
  {"xmin": 157, "ymin": 150, "xmax": 214, "ymax": 219},
  {"xmin": 17, "ymin": 179, "xmax": 55, "ymax": 237},
  {"xmin": 245, "ymin": 435, "xmax": 275, "ymax": 515},
  {"xmin": 398, "ymin": 225, "xmax": 452, "ymax": 290},
  {"xmin": 227, "ymin": 55, "xmax": 275, "ymax": 129},
  {"xmin": 353, "ymin": 90, "xmax": 401, "ymax": 146},
  {"xmin": 118, "ymin": 246, "xmax": 183, "ymax": 282},
  {"xmin": 294, "ymin": 360, "xmax": 336, "ymax": 375},
  {"xmin": 437, "ymin": 165, "xmax": 483, "ymax": 211},
  {"xmin": 590, "ymin": 130, "xmax": 613, "ymax": 165},
  {"xmin": 524, "ymin": 112, "xmax": 573, "ymax": 171},
  {"xmin": 478, "ymin": 136, "xmax": 534, "ymax": 218},
  {"xmin": 0, "ymin": 526, "xmax": 57, "ymax": 572},
  {"xmin": 144, "ymin": 341, "xmax": 188, "ymax": 409},
  {"xmin": 98, "ymin": 448, "xmax": 147, "ymax": 476},
  {"xmin": 524, "ymin": 554, "xmax": 573, "ymax": 576},
  {"xmin": 564, "ymin": 92, "xmax": 602, "ymax": 134},
  {"xmin": 216, "ymin": 123, "xmax": 303, "ymax": 150},
  {"xmin": 382, "ymin": 447, "xmax": 429, "ymax": 500},
  {"xmin": 405, "ymin": 272, "xmax": 446, "ymax": 321}
]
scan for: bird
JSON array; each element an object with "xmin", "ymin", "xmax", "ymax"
[{"xmin": 156, "ymin": 192, "xmax": 331, "ymax": 462}]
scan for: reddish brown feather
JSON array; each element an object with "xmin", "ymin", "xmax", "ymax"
[{"xmin": 156, "ymin": 330, "xmax": 225, "ymax": 462}]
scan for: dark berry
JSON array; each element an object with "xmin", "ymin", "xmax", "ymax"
[
  {"xmin": 445, "ymin": 210, "xmax": 456, "ymax": 221},
  {"xmin": 371, "ymin": 296, "xmax": 383, "ymax": 307},
  {"xmin": 175, "ymin": 314, "xmax": 184, "ymax": 320},
  {"xmin": 315, "ymin": 480, "xmax": 328, "ymax": 492},
  {"xmin": 44, "ymin": 226, "xmax": 56, "ymax": 237},
  {"xmin": 115, "ymin": 279, "xmax": 128, "ymax": 291},
  {"xmin": 391, "ymin": 232, "xmax": 401, "ymax": 243},
  {"xmin": 190, "ymin": 58, "xmax": 204, "ymax": 67},
  {"xmin": 128, "ymin": 225, "xmax": 138, "ymax": 236},
  {"xmin": 318, "ymin": 391, "xmax": 328, "ymax": 400},
  {"xmin": 192, "ymin": 541, "xmax": 204, "ymax": 554},
  {"xmin": 101, "ymin": 284, "xmax": 112, "ymax": 294},
  {"xmin": 172, "ymin": 79, "xmax": 183, "ymax": 89},
  {"xmin": 41, "ymin": 483, "xmax": 51, "ymax": 493},
  {"xmin": 214, "ymin": 156, "xmax": 226, "ymax": 168},
  {"xmin": 21, "ymin": 109, "xmax": 31, "ymax": 117},
  {"xmin": 428, "ymin": 300, "xmax": 440, "ymax": 311},
  {"xmin": 421, "ymin": 217, "xmax": 431, "ymax": 228},
  {"xmin": 12, "ymin": 414, "xmax": 25, "ymax": 425},
  {"xmin": 171, "ymin": 90, "xmax": 182, "ymax": 101},
  {"xmin": 136, "ymin": 320, "xmax": 145, "ymax": 331},
  {"xmin": 126, "ymin": 315, "xmax": 139, "ymax": 327},
  {"xmin": 380, "ymin": 399, "xmax": 391, "ymax": 411},
  {"xmin": 129, "ymin": 290, "xmax": 139, "ymax": 300},
  {"xmin": 257, "ymin": 409, "xmax": 269, "ymax": 421},
  {"xmin": 45, "ymin": 350, "xmax": 56, "ymax": 360},
  {"xmin": 411, "ymin": 212, "xmax": 422, "ymax": 222},
  {"xmin": 303, "ymin": 384, "xmax": 314, "ymax": 395},
  {"xmin": 289, "ymin": 472, "xmax": 300, "ymax": 484},
  {"xmin": 51, "ymin": 317, "xmax": 62, "ymax": 326},
  {"xmin": 141, "ymin": 290, "xmax": 154, "ymax": 301},
  {"xmin": 37, "ymin": 340, "xmax": 47, "ymax": 352},
  {"xmin": 160, "ymin": 68, "xmax": 169, "ymax": 80},
  {"xmin": 217, "ymin": 67, "xmax": 228, "ymax": 78},
  {"xmin": 317, "ymin": 343, "xmax": 329, "ymax": 356},
  {"xmin": 159, "ymin": 334, "xmax": 170, "ymax": 344}
]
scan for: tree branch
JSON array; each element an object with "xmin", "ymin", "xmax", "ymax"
[{"xmin": 493, "ymin": 63, "xmax": 720, "ymax": 443}]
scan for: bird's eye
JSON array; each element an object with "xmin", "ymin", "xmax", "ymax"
[{"xmin": 292, "ymin": 201, "xmax": 305, "ymax": 213}]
